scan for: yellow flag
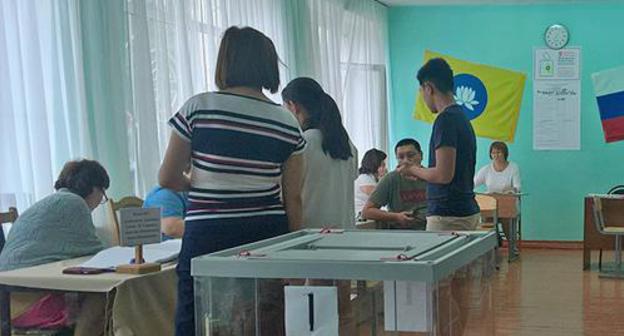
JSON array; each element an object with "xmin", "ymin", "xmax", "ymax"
[{"xmin": 414, "ymin": 50, "xmax": 526, "ymax": 142}]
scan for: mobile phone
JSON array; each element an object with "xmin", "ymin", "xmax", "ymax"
[{"xmin": 62, "ymin": 267, "xmax": 109, "ymax": 275}]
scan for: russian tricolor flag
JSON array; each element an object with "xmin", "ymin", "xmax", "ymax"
[{"xmin": 592, "ymin": 66, "xmax": 624, "ymax": 143}]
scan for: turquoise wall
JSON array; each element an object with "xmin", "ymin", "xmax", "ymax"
[{"xmin": 388, "ymin": 2, "xmax": 624, "ymax": 241}]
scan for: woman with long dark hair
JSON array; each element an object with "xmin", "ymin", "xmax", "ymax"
[
  {"xmin": 282, "ymin": 77, "xmax": 357, "ymax": 229},
  {"xmin": 354, "ymin": 148, "xmax": 387, "ymax": 217}
]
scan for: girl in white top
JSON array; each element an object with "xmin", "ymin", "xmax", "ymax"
[
  {"xmin": 282, "ymin": 77, "xmax": 358, "ymax": 229},
  {"xmin": 474, "ymin": 141, "xmax": 521, "ymax": 193},
  {"xmin": 354, "ymin": 149, "xmax": 387, "ymax": 216}
]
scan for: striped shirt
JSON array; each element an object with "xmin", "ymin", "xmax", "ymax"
[{"xmin": 169, "ymin": 92, "xmax": 306, "ymax": 222}]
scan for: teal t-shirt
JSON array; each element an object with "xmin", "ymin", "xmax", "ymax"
[
  {"xmin": 143, "ymin": 186, "xmax": 188, "ymax": 240},
  {"xmin": 368, "ymin": 171, "xmax": 428, "ymax": 229}
]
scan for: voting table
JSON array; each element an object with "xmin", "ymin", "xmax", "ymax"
[{"xmin": 0, "ymin": 256, "xmax": 176, "ymax": 336}]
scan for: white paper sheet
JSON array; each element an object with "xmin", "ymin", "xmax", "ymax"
[
  {"xmin": 119, "ymin": 207, "xmax": 162, "ymax": 246},
  {"xmin": 534, "ymin": 48, "xmax": 581, "ymax": 80},
  {"xmin": 533, "ymin": 80, "xmax": 581, "ymax": 150},
  {"xmin": 384, "ymin": 280, "xmax": 430, "ymax": 332},
  {"xmin": 285, "ymin": 286, "xmax": 338, "ymax": 336},
  {"xmin": 80, "ymin": 239, "xmax": 182, "ymax": 269},
  {"xmin": 533, "ymin": 47, "xmax": 581, "ymax": 150}
]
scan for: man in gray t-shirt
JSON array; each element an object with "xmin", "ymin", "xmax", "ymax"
[{"xmin": 362, "ymin": 139, "xmax": 427, "ymax": 230}]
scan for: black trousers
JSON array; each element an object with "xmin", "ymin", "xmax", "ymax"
[{"xmin": 174, "ymin": 215, "xmax": 289, "ymax": 336}]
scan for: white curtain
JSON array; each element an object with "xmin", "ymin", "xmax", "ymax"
[
  {"xmin": 286, "ymin": 0, "xmax": 389, "ymax": 156},
  {"xmin": 0, "ymin": 0, "xmax": 389, "ymax": 209},
  {"xmin": 0, "ymin": 0, "xmax": 92, "ymax": 212},
  {"xmin": 127, "ymin": 0, "xmax": 389, "ymax": 195},
  {"xmin": 341, "ymin": 0, "xmax": 389, "ymax": 156}
]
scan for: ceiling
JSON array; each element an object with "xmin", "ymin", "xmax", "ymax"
[{"xmin": 379, "ymin": 0, "xmax": 601, "ymax": 6}]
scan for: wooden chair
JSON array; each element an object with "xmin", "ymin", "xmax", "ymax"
[
  {"xmin": 486, "ymin": 193, "xmax": 523, "ymax": 262},
  {"xmin": 592, "ymin": 195, "xmax": 624, "ymax": 278},
  {"xmin": 0, "ymin": 207, "xmax": 18, "ymax": 252},
  {"xmin": 475, "ymin": 194, "xmax": 498, "ymax": 231},
  {"xmin": 493, "ymin": 193, "xmax": 521, "ymax": 256},
  {"xmin": 598, "ymin": 186, "xmax": 624, "ymax": 269},
  {"xmin": 107, "ymin": 197, "xmax": 144, "ymax": 246}
]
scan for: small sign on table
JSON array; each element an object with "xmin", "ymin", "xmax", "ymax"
[{"xmin": 116, "ymin": 207, "xmax": 162, "ymax": 274}]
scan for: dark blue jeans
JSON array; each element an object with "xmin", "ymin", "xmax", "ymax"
[{"xmin": 174, "ymin": 215, "xmax": 289, "ymax": 336}]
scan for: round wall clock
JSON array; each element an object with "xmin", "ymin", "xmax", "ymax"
[{"xmin": 544, "ymin": 24, "xmax": 569, "ymax": 50}]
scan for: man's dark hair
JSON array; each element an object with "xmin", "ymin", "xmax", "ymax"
[
  {"xmin": 215, "ymin": 26, "xmax": 280, "ymax": 93},
  {"xmin": 417, "ymin": 58, "xmax": 454, "ymax": 94},
  {"xmin": 54, "ymin": 159, "xmax": 110, "ymax": 199},
  {"xmin": 394, "ymin": 138, "xmax": 422, "ymax": 154}
]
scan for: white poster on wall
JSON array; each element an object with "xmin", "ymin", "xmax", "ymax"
[
  {"xmin": 533, "ymin": 47, "xmax": 581, "ymax": 150},
  {"xmin": 534, "ymin": 47, "xmax": 581, "ymax": 80},
  {"xmin": 533, "ymin": 81, "xmax": 581, "ymax": 150}
]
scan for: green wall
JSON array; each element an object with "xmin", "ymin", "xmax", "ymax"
[{"xmin": 388, "ymin": 2, "xmax": 624, "ymax": 241}]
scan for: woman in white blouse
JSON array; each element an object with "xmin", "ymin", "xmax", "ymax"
[
  {"xmin": 474, "ymin": 141, "xmax": 521, "ymax": 246},
  {"xmin": 474, "ymin": 141, "xmax": 521, "ymax": 193},
  {"xmin": 354, "ymin": 148, "xmax": 387, "ymax": 217}
]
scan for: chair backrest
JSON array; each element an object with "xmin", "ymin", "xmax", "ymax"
[
  {"xmin": 0, "ymin": 207, "xmax": 18, "ymax": 224},
  {"xmin": 475, "ymin": 194, "xmax": 498, "ymax": 225},
  {"xmin": 490, "ymin": 193, "xmax": 519, "ymax": 219},
  {"xmin": 592, "ymin": 196, "xmax": 608, "ymax": 234},
  {"xmin": 0, "ymin": 207, "xmax": 18, "ymax": 252},
  {"xmin": 107, "ymin": 196, "xmax": 144, "ymax": 246},
  {"xmin": 476, "ymin": 194, "xmax": 497, "ymax": 213},
  {"xmin": 608, "ymin": 185, "xmax": 624, "ymax": 195},
  {"xmin": 592, "ymin": 196, "xmax": 624, "ymax": 233}
]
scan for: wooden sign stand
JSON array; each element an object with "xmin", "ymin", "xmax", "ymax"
[{"xmin": 116, "ymin": 244, "xmax": 161, "ymax": 274}]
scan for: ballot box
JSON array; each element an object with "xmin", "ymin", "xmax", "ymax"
[{"xmin": 192, "ymin": 229, "xmax": 497, "ymax": 336}]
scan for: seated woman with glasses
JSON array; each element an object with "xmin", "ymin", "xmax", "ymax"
[
  {"xmin": 0, "ymin": 159, "xmax": 108, "ymax": 335},
  {"xmin": 0, "ymin": 159, "xmax": 108, "ymax": 271}
]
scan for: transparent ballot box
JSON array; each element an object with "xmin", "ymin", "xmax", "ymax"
[{"xmin": 192, "ymin": 230, "xmax": 497, "ymax": 336}]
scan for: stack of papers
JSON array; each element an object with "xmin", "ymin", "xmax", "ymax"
[{"xmin": 80, "ymin": 239, "xmax": 182, "ymax": 269}]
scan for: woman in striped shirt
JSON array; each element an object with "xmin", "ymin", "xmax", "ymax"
[{"xmin": 159, "ymin": 26, "xmax": 305, "ymax": 336}]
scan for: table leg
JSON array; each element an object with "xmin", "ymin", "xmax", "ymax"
[
  {"xmin": 583, "ymin": 246, "xmax": 591, "ymax": 270},
  {"xmin": 0, "ymin": 287, "xmax": 11, "ymax": 336},
  {"xmin": 508, "ymin": 220, "xmax": 519, "ymax": 262}
]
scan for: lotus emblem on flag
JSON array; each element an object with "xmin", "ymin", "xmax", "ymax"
[
  {"xmin": 454, "ymin": 86, "xmax": 479, "ymax": 111},
  {"xmin": 453, "ymin": 73, "xmax": 488, "ymax": 120}
]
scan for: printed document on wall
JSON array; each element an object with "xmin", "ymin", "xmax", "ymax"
[
  {"xmin": 533, "ymin": 80, "xmax": 580, "ymax": 150},
  {"xmin": 533, "ymin": 47, "xmax": 581, "ymax": 150}
]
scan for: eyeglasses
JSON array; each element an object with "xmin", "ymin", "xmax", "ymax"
[
  {"xmin": 397, "ymin": 151, "xmax": 419, "ymax": 161},
  {"xmin": 100, "ymin": 190, "xmax": 109, "ymax": 205}
]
